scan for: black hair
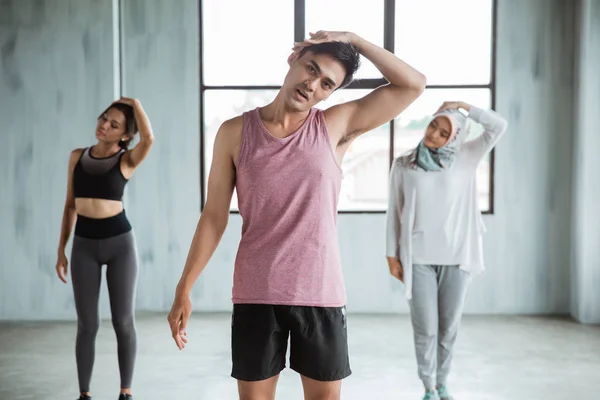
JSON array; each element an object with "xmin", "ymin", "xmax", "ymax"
[
  {"xmin": 299, "ymin": 41, "xmax": 360, "ymax": 89},
  {"xmin": 98, "ymin": 103, "xmax": 138, "ymax": 149}
]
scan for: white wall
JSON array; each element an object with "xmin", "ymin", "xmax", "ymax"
[{"xmin": 0, "ymin": 0, "xmax": 588, "ymax": 320}]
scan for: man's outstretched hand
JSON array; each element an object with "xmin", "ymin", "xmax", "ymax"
[{"xmin": 167, "ymin": 290, "xmax": 192, "ymax": 350}]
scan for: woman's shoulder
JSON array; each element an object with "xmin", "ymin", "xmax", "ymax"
[
  {"xmin": 69, "ymin": 147, "xmax": 85, "ymax": 162},
  {"xmin": 391, "ymin": 153, "xmax": 413, "ymax": 172}
]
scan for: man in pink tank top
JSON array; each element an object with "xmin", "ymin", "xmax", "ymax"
[{"xmin": 168, "ymin": 30, "xmax": 426, "ymax": 399}]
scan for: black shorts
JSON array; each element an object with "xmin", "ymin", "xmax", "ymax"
[{"xmin": 231, "ymin": 304, "xmax": 351, "ymax": 382}]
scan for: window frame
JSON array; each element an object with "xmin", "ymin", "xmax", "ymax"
[{"xmin": 199, "ymin": 0, "xmax": 498, "ymax": 214}]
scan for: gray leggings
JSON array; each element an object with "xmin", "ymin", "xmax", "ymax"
[
  {"xmin": 71, "ymin": 231, "xmax": 138, "ymax": 392},
  {"xmin": 409, "ymin": 264, "xmax": 471, "ymax": 389}
]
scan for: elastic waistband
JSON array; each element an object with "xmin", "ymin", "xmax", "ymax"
[{"xmin": 75, "ymin": 210, "xmax": 132, "ymax": 239}]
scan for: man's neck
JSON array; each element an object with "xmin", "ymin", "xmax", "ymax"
[{"xmin": 261, "ymin": 96, "xmax": 311, "ymax": 129}]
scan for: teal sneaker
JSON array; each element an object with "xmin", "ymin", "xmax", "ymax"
[
  {"xmin": 436, "ymin": 384, "xmax": 454, "ymax": 400},
  {"xmin": 422, "ymin": 391, "xmax": 440, "ymax": 400}
]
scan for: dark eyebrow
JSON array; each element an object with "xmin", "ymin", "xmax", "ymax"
[
  {"xmin": 310, "ymin": 60, "xmax": 337, "ymax": 88},
  {"xmin": 309, "ymin": 60, "xmax": 322, "ymax": 74}
]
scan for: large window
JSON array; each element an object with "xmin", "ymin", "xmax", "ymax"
[{"xmin": 201, "ymin": 0, "xmax": 496, "ymax": 213}]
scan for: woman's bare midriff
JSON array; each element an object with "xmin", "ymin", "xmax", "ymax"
[{"xmin": 75, "ymin": 198, "xmax": 124, "ymax": 219}]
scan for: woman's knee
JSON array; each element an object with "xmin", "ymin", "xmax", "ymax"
[
  {"xmin": 77, "ymin": 316, "xmax": 100, "ymax": 337},
  {"xmin": 112, "ymin": 314, "xmax": 136, "ymax": 337}
]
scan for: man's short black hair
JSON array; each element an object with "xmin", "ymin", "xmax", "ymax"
[{"xmin": 299, "ymin": 42, "xmax": 360, "ymax": 89}]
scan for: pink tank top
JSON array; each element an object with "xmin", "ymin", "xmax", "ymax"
[{"xmin": 232, "ymin": 107, "xmax": 346, "ymax": 307}]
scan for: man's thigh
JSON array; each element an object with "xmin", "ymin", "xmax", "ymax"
[
  {"xmin": 288, "ymin": 306, "xmax": 352, "ymax": 382},
  {"xmin": 231, "ymin": 304, "xmax": 289, "ymax": 382}
]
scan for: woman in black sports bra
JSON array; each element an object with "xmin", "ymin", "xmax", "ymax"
[{"xmin": 55, "ymin": 97, "xmax": 154, "ymax": 400}]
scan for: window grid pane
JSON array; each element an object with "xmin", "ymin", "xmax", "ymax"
[
  {"xmin": 202, "ymin": 0, "xmax": 293, "ymax": 86},
  {"xmin": 394, "ymin": 0, "xmax": 493, "ymax": 85}
]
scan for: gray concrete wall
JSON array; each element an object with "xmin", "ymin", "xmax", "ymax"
[
  {"xmin": 0, "ymin": 0, "xmax": 586, "ymax": 320},
  {"xmin": 119, "ymin": 0, "xmax": 200, "ymax": 312},
  {"xmin": 571, "ymin": 0, "xmax": 600, "ymax": 324},
  {"xmin": 471, "ymin": 0, "xmax": 575, "ymax": 315},
  {"xmin": 0, "ymin": 0, "xmax": 117, "ymax": 319}
]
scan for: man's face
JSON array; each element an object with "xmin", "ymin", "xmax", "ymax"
[{"xmin": 282, "ymin": 51, "xmax": 347, "ymax": 111}]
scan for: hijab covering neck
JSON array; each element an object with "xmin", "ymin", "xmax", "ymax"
[{"xmin": 399, "ymin": 109, "xmax": 468, "ymax": 172}]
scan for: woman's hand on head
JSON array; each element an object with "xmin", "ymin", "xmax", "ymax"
[
  {"xmin": 436, "ymin": 101, "xmax": 471, "ymax": 113},
  {"xmin": 113, "ymin": 96, "xmax": 140, "ymax": 108}
]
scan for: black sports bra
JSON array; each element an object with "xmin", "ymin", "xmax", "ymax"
[{"xmin": 72, "ymin": 147, "xmax": 128, "ymax": 201}]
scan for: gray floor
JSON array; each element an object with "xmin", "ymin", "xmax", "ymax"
[{"xmin": 0, "ymin": 313, "xmax": 599, "ymax": 400}]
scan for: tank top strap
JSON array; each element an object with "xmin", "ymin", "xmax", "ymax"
[
  {"xmin": 312, "ymin": 108, "xmax": 329, "ymax": 142},
  {"xmin": 75, "ymin": 147, "xmax": 88, "ymax": 169},
  {"xmin": 237, "ymin": 108, "xmax": 261, "ymax": 170},
  {"xmin": 113, "ymin": 148, "xmax": 126, "ymax": 171},
  {"xmin": 311, "ymin": 108, "xmax": 340, "ymax": 168}
]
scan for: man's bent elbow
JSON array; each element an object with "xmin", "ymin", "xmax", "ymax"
[
  {"xmin": 410, "ymin": 72, "xmax": 427, "ymax": 93},
  {"xmin": 397, "ymin": 72, "xmax": 427, "ymax": 93}
]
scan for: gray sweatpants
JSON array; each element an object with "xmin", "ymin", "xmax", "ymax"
[
  {"xmin": 409, "ymin": 264, "xmax": 471, "ymax": 389},
  {"xmin": 71, "ymin": 231, "xmax": 138, "ymax": 392}
]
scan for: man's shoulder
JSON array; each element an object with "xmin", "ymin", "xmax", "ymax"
[
  {"xmin": 214, "ymin": 115, "xmax": 245, "ymax": 156},
  {"xmin": 221, "ymin": 114, "xmax": 244, "ymax": 129},
  {"xmin": 217, "ymin": 115, "xmax": 244, "ymax": 138}
]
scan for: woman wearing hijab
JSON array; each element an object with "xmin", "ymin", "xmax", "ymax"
[{"xmin": 386, "ymin": 101, "xmax": 508, "ymax": 400}]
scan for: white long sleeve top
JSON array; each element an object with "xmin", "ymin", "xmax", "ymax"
[{"xmin": 386, "ymin": 106, "xmax": 508, "ymax": 299}]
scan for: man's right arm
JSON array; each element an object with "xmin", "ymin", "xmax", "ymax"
[
  {"xmin": 175, "ymin": 118, "xmax": 239, "ymax": 295},
  {"xmin": 168, "ymin": 117, "xmax": 242, "ymax": 349},
  {"xmin": 168, "ymin": 118, "xmax": 239, "ymax": 350}
]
